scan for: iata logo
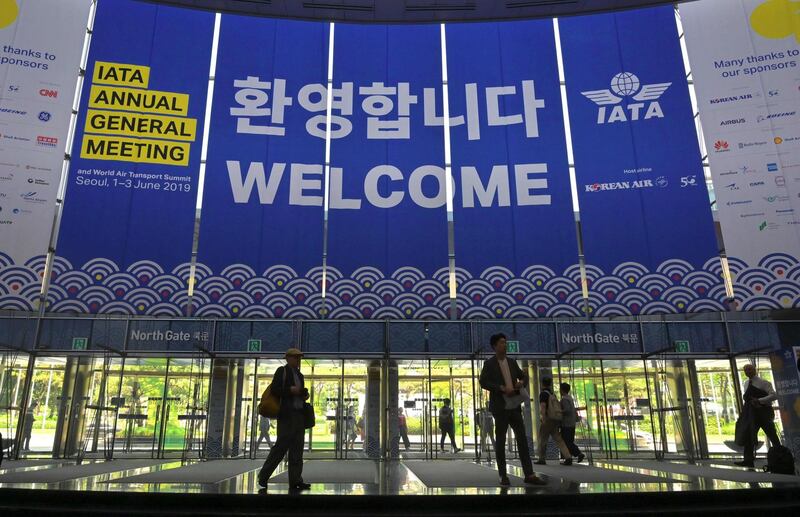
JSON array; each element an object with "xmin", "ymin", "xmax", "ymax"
[
  {"xmin": 714, "ymin": 140, "xmax": 730, "ymax": 152},
  {"xmin": 38, "ymin": 88, "xmax": 58, "ymax": 98},
  {"xmin": 581, "ymin": 72, "xmax": 670, "ymax": 124}
]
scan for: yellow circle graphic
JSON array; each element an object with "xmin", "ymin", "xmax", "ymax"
[
  {"xmin": 750, "ymin": 0, "xmax": 800, "ymax": 42},
  {"xmin": 0, "ymin": 0, "xmax": 19, "ymax": 29}
]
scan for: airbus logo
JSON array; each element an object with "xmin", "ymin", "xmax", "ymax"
[
  {"xmin": 720, "ymin": 118, "xmax": 745, "ymax": 126},
  {"xmin": 581, "ymin": 72, "xmax": 670, "ymax": 124}
]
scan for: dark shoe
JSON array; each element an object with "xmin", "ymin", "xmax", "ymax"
[
  {"xmin": 561, "ymin": 458, "xmax": 572, "ymax": 466},
  {"xmin": 291, "ymin": 482, "xmax": 311, "ymax": 491},
  {"xmin": 257, "ymin": 471, "xmax": 268, "ymax": 488},
  {"xmin": 576, "ymin": 453, "xmax": 585, "ymax": 463},
  {"xmin": 734, "ymin": 461, "xmax": 755, "ymax": 468},
  {"xmin": 524, "ymin": 474, "xmax": 547, "ymax": 486},
  {"xmin": 454, "ymin": 447, "xmax": 461, "ymax": 453},
  {"xmin": 499, "ymin": 475, "xmax": 511, "ymax": 486},
  {"xmin": 534, "ymin": 460, "xmax": 546, "ymax": 465}
]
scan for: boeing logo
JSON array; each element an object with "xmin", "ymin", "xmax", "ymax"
[
  {"xmin": 581, "ymin": 72, "xmax": 670, "ymax": 125},
  {"xmin": 757, "ymin": 112, "xmax": 796, "ymax": 123}
]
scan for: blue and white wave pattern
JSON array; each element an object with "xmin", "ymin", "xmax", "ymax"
[{"xmin": 2, "ymin": 254, "xmax": 797, "ymax": 316}]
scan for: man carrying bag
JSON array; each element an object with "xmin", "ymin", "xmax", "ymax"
[{"xmin": 258, "ymin": 348, "xmax": 312, "ymax": 491}]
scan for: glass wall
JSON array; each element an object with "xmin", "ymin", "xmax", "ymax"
[{"xmin": 2, "ymin": 350, "xmax": 788, "ymax": 462}]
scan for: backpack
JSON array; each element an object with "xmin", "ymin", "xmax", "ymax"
[
  {"xmin": 258, "ymin": 383, "xmax": 280, "ymax": 418},
  {"xmin": 258, "ymin": 367, "xmax": 287, "ymax": 418},
  {"xmin": 439, "ymin": 406, "xmax": 453, "ymax": 427},
  {"xmin": 546, "ymin": 392, "xmax": 563, "ymax": 421},
  {"xmin": 764, "ymin": 445, "xmax": 796, "ymax": 475}
]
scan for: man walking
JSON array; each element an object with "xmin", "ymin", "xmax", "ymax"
[
  {"xmin": 438, "ymin": 399, "xmax": 461, "ymax": 453},
  {"xmin": 477, "ymin": 408, "xmax": 496, "ymax": 455},
  {"xmin": 735, "ymin": 363, "xmax": 780, "ymax": 468},
  {"xmin": 479, "ymin": 333, "xmax": 546, "ymax": 486},
  {"xmin": 258, "ymin": 348, "xmax": 310, "ymax": 491},
  {"xmin": 256, "ymin": 416, "xmax": 273, "ymax": 451},
  {"xmin": 559, "ymin": 383, "xmax": 585, "ymax": 463},
  {"xmin": 536, "ymin": 377, "xmax": 572, "ymax": 466}
]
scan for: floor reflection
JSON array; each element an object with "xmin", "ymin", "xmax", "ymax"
[{"xmin": 0, "ymin": 458, "xmax": 797, "ymax": 496}]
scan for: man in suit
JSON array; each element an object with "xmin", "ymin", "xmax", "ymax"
[
  {"xmin": 479, "ymin": 333, "xmax": 546, "ymax": 486},
  {"xmin": 258, "ymin": 348, "xmax": 310, "ymax": 491}
]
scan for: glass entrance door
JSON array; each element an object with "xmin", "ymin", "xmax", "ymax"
[
  {"xmin": 0, "ymin": 351, "xmax": 29, "ymax": 458},
  {"xmin": 161, "ymin": 357, "xmax": 211, "ymax": 459},
  {"xmin": 304, "ymin": 360, "xmax": 368, "ymax": 458},
  {"xmin": 397, "ymin": 359, "xmax": 475, "ymax": 460},
  {"xmin": 113, "ymin": 358, "xmax": 167, "ymax": 457},
  {"xmin": 557, "ymin": 358, "xmax": 661, "ymax": 460},
  {"xmin": 694, "ymin": 359, "xmax": 739, "ymax": 456}
]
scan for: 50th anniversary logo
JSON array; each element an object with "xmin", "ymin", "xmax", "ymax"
[{"xmin": 80, "ymin": 61, "xmax": 197, "ymax": 166}]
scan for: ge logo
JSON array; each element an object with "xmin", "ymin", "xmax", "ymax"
[
  {"xmin": 38, "ymin": 111, "xmax": 51, "ymax": 122},
  {"xmin": 681, "ymin": 175, "xmax": 698, "ymax": 187}
]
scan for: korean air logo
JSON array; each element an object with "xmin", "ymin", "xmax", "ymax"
[
  {"xmin": 38, "ymin": 111, "xmax": 51, "ymax": 122},
  {"xmin": 581, "ymin": 72, "xmax": 670, "ymax": 124}
]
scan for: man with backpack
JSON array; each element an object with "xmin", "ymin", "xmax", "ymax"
[
  {"xmin": 257, "ymin": 348, "xmax": 311, "ymax": 491},
  {"xmin": 536, "ymin": 377, "xmax": 572, "ymax": 466},
  {"xmin": 735, "ymin": 363, "xmax": 782, "ymax": 469},
  {"xmin": 479, "ymin": 333, "xmax": 546, "ymax": 486}
]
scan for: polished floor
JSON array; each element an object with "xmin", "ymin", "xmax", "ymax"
[{"xmin": 1, "ymin": 454, "xmax": 798, "ymax": 496}]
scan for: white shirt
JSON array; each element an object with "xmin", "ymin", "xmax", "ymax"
[
  {"xmin": 498, "ymin": 358, "xmax": 514, "ymax": 392},
  {"xmin": 743, "ymin": 375, "xmax": 777, "ymax": 405}
]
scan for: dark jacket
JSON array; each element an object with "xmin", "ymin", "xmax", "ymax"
[
  {"xmin": 270, "ymin": 365, "xmax": 305, "ymax": 417},
  {"xmin": 479, "ymin": 355, "xmax": 528, "ymax": 415}
]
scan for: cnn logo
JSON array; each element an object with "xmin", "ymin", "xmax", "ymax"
[{"xmin": 39, "ymin": 89, "xmax": 58, "ymax": 98}]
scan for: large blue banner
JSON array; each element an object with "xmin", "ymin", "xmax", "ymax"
[
  {"xmin": 325, "ymin": 24, "xmax": 449, "ymax": 319},
  {"xmin": 52, "ymin": 0, "xmax": 214, "ymax": 315},
  {"xmin": 446, "ymin": 20, "xmax": 582, "ymax": 318},
  {"xmin": 560, "ymin": 7, "xmax": 725, "ymax": 316},
  {"xmin": 195, "ymin": 15, "xmax": 328, "ymax": 318}
]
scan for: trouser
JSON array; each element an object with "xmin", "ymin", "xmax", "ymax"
[
  {"xmin": 744, "ymin": 418, "xmax": 781, "ymax": 463},
  {"xmin": 399, "ymin": 427, "xmax": 410, "ymax": 449},
  {"xmin": 257, "ymin": 430, "xmax": 272, "ymax": 448},
  {"xmin": 259, "ymin": 410, "xmax": 305, "ymax": 485},
  {"xmin": 560, "ymin": 426, "xmax": 581, "ymax": 457},
  {"xmin": 440, "ymin": 425, "xmax": 457, "ymax": 449},
  {"xmin": 23, "ymin": 431, "xmax": 32, "ymax": 450},
  {"xmin": 537, "ymin": 419, "xmax": 572, "ymax": 460},
  {"xmin": 480, "ymin": 428, "xmax": 496, "ymax": 452},
  {"xmin": 494, "ymin": 408, "xmax": 533, "ymax": 478}
]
